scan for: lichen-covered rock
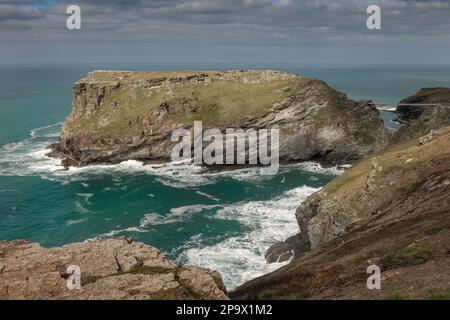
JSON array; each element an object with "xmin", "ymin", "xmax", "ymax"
[
  {"xmin": 52, "ymin": 70, "xmax": 388, "ymax": 167},
  {"xmin": 0, "ymin": 238, "xmax": 228, "ymax": 300}
]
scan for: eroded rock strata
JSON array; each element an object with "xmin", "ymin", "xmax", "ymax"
[
  {"xmin": 235, "ymin": 126, "xmax": 450, "ymax": 300},
  {"xmin": 51, "ymin": 70, "xmax": 388, "ymax": 167},
  {"xmin": 394, "ymin": 87, "xmax": 450, "ymax": 142},
  {"xmin": 0, "ymin": 238, "xmax": 228, "ymax": 300}
]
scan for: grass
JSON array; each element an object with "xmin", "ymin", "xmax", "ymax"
[
  {"xmin": 127, "ymin": 265, "xmax": 174, "ymax": 275},
  {"xmin": 398, "ymin": 245, "xmax": 425, "ymax": 255},
  {"xmin": 427, "ymin": 292, "xmax": 450, "ymax": 300},
  {"xmin": 353, "ymin": 131, "xmax": 376, "ymax": 144},
  {"xmin": 65, "ymin": 73, "xmax": 301, "ymax": 137},
  {"xmin": 386, "ymin": 293, "xmax": 410, "ymax": 300}
]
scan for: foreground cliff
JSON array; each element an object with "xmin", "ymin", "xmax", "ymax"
[
  {"xmin": 234, "ymin": 126, "xmax": 450, "ymax": 299},
  {"xmin": 0, "ymin": 238, "xmax": 228, "ymax": 300},
  {"xmin": 51, "ymin": 70, "xmax": 388, "ymax": 167}
]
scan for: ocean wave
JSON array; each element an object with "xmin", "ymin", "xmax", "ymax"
[
  {"xmin": 67, "ymin": 218, "xmax": 88, "ymax": 226},
  {"xmin": 196, "ymin": 191, "xmax": 220, "ymax": 202},
  {"xmin": 74, "ymin": 201, "xmax": 90, "ymax": 214},
  {"xmin": 0, "ymin": 123, "xmax": 62, "ymax": 177},
  {"xmin": 0, "ymin": 123, "xmax": 345, "ymax": 188},
  {"xmin": 87, "ymin": 226, "xmax": 149, "ymax": 241},
  {"xmin": 75, "ymin": 193, "xmax": 94, "ymax": 204},
  {"xmin": 180, "ymin": 185, "xmax": 319, "ymax": 289},
  {"xmin": 84, "ymin": 185, "xmax": 318, "ymax": 289},
  {"xmin": 139, "ymin": 204, "xmax": 224, "ymax": 227}
]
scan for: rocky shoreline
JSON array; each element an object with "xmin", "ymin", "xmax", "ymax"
[
  {"xmin": 2, "ymin": 73, "xmax": 450, "ymax": 300},
  {"xmin": 232, "ymin": 88, "xmax": 450, "ymax": 299}
]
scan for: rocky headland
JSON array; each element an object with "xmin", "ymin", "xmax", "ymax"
[
  {"xmin": 49, "ymin": 70, "xmax": 388, "ymax": 167},
  {"xmin": 394, "ymin": 87, "xmax": 450, "ymax": 142},
  {"xmin": 234, "ymin": 125, "xmax": 450, "ymax": 299}
]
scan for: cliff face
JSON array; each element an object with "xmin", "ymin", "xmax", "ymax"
[
  {"xmin": 0, "ymin": 238, "xmax": 228, "ymax": 300},
  {"xmin": 394, "ymin": 87, "xmax": 450, "ymax": 142},
  {"xmin": 233, "ymin": 126, "xmax": 450, "ymax": 300},
  {"xmin": 53, "ymin": 70, "xmax": 388, "ymax": 167}
]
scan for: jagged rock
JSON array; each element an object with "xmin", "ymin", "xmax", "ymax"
[
  {"xmin": 233, "ymin": 126, "xmax": 450, "ymax": 300},
  {"xmin": 0, "ymin": 238, "xmax": 228, "ymax": 300},
  {"xmin": 265, "ymin": 234, "xmax": 308, "ymax": 263},
  {"xmin": 419, "ymin": 130, "xmax": 435, "ymax": 145},
  {"xmin": 52, "ymin": 70, "xmax": 388, "ymax": 167},
  {"xmin": 394, "ymin": 88, "xmax": 450, "ymax": 142},
  {"xmin": 296, "ymin": 126, "xmax": 450, "ymax": 251},
  {"xmin": 265, "ymin": 88, "xmax": 450, "ymax": 264}
]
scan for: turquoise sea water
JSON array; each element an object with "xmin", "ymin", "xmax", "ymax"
[{"xmin": 1, "ymin": 63, "xmax": 450, "ymax": 288}]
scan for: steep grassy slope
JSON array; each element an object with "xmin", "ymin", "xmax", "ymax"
[{"xmin": 233, "ymin": 126, "xmax": 450, "ymax": 300}]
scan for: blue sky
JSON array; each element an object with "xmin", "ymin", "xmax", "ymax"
[{"xmin": 0, "ymin": 0, "xmax": 449, "ymax": 64}]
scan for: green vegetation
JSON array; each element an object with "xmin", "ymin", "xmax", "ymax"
[
  {"xmin": 127, "ymin": 265, "xmax": 174, "ymax": 275},
  {"xmin": 66, "ymin": 71, "xmax": 302, "ymax": 137},
  {"xmin": 398, "ymin": 245, "xmax": 425, "ymax": 255},
  {"xmin": 427, "ymin": 291, "xmax": 450, "ymax": 300},
  {"xmin": 386, "ymin": 293, "xmax": 410, "ymax": 300},
  {"xmin": 353, "ymin": 131, "xmax": 375, "ymax": 144}
]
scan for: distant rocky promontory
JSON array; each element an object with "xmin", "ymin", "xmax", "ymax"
[
  {"xmin": 394, "ymin": 87, "xmax": 450, "ymax": 142},
  {"xmin": 49, "ymin": 70, "xmax": 388, "ymax": 167}
]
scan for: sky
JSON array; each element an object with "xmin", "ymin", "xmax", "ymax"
[{"xmin": 0, "ymin": 0, "xmax": 449, "ymax": 64}]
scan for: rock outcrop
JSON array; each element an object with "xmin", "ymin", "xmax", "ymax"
[
  {"xmin": 394, "ymin": 87, "xmax": 450, "ymax": 142},
  {"xmin": 233, "ymin": 127, "xmax": 450, "ymax": 300},
  {"xmin": 0, "ymin": 238, "xmax": 228, "ymax": 300},
  {"xmin": 51, "ymin": 70, "xmax": 388, "ymax": 167},
  {"xmin": 266, "ymin": 124, "xmax": 450, "ymax": 263}
]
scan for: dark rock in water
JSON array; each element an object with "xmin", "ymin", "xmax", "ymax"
[
  {"xmin": 61, "ymin": 157, "xmax": 78, "ymax": 169},
  {"xmin": 233, "ymin": 126, "xmax": 450, "ymax": 300},
  {"xmin": 265, "ymin": 234, "xmax": 310, "ymax": 263},
  {"xmin": 394, "ymin": 88, "xmax": 450, "ymax": 142},
  {"xmin": 52, "ymin": 70, "xmax": 388, "ymax": 167}
]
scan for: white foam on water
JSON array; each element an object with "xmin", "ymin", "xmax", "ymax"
[
  {"xmin": 76, "ymin": 193, "xmax": 94, "ymax": 203},
  {"xmin": 170, "ymin": 204, "xmax": 223, "ymax": 215},
  {"xmin": 139, "ymin": 204, "xmax": 224, "ymax": 226},
  {"xmin": 87, "ymin": 226, "xmax": 148, "ymax": 241},
  {"xmin": 67, "ymin": 218, "xmax": 88, "ymax": 226},
  {"xmin": 180, "ymin": 185, "xmax": 320, "ymax": 290},
  {"xmin": 0, "ymin": 122, "xmax": 345, "ymax": 188},
  {"xmin": 288, "ymin": 161, "xmax": 345, "ymax": 176},
  {"xmin": 196, "ymin": 191, "xmax": 220, "ymax": 202},
  {"xmin": 2, "ymin": 122, "xmax": 345, "ymax": 291},
  {"xmin": 376, "ymin": 105, "xmax": 397, "ymax": 112},
  {"xmin": 0, "ymin": 123, "xmax": 62, "ymax": 177},
  {"xmin": 74, "ymin": 201, "xmax": 90, "ymax": 214}
]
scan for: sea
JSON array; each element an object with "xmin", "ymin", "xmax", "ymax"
[{"xmin": 1, "ymin": 63, "xmax": 450, "ymax": 289}]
